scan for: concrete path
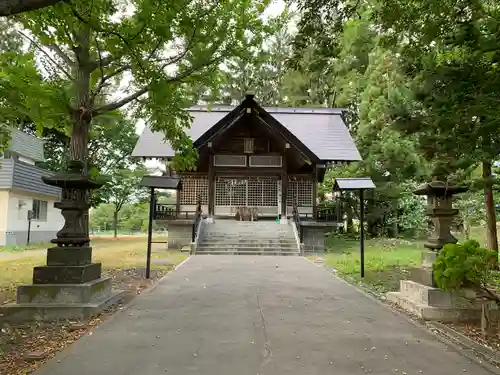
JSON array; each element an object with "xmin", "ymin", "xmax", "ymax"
[{"xmin": 35, "ymin": 256, "xmax": 495, "ymax": 375}]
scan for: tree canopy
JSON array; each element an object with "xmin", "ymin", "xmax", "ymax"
[{"xmin": 1, "ymin": 0, "xmax": 270, "ymax": 170}]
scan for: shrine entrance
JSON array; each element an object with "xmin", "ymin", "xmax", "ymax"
[{"xmin": 214, "ymin": 176, "xmax": 280, "ymax": 217}]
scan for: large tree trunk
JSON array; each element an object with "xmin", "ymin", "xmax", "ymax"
[
  {"xmin": 113, "ymin": 211, "xmax": 118, "ymax": 238},
  {"xmin": 483, "ymin": 160, "xmax": 498, "ymax": 258},
  {"xmin": 69, "ymin": 24, "xmax": 93, "ymax": 240}
]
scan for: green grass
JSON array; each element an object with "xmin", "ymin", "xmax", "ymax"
[
  {"xmin": 0, "ymin": 242, "xmax": 53, "ymax": 253},
  {"xmin": 321, "ymin": 236, "xmax": 423, "ymax": 294},
  {"xmin": 0, "ymin": 233, "xmax": 168, "ymax": 253},
  {"xmin": 0, "ymin": 237, "xmax": 186, "ymax": 304},
  {"xmin": 320, "ymin": 225, "xmax": 493, "ymax": 294}
]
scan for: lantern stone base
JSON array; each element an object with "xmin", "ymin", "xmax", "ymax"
[
  {"xmin": 0, "ymin": 278, "xmax": 125, "ymax": 323},
  {"xmin": 386, "ymin": 280, "xmax": 494, "ymax": 322},
  {"xmin": 407, "ymin": 250, "xmax": 438, "ymax": 287},
  {"xmin": 33, "ymin": 263, "xmax": 102, "ymax": 284}
]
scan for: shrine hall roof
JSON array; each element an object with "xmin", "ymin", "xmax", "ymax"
[{"xmin": 132, "ymin": 101, "xmax": 362, "ymax": 162}]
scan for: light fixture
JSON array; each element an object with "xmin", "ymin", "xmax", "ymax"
[{"xmin": 246, "ymin": 108, "xmax": 251, "ymax": 114}]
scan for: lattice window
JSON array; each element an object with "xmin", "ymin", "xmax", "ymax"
[
  {"xmin": 247, "ymin": 178, "xmax": 260, "ymax": 206},
  {"xmin": 287, "ymin": 178, "xmax": 313, "ymax": 207},
  {"xmin": 249, "ymin": 155, "xmax": 282, "ymax": 167},
  {"xmin": 214, "ymin": 154, "xmax": 246, "ymax": 167},
  {"xmin": 215, "ymin": 178, "xmax": 245, "ymax": 206},
  {"xmin": 248, "ymin": 177, "xmax": 278, "ymax": 207},
  {"xmin": 215, "ymin": 177, "xmax": 278, "ymax": 207},
  {"xmin": 180, "ymin": 175, "xmax": 208, "ymax": 205},
  {"xmin": 261, "ymin": 178, "xmax": 278, "ymax": 206}
]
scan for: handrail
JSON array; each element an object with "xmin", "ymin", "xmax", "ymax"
[
  {"xmin": 292, "ymin": 201, "xmax": 303, "ymax": 243},
  {"xmin": 191, "ymin": 198, "xmax": 203, "ymax": 243}
]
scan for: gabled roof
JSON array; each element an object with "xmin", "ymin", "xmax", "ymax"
[{"xmin": 132, "ymin": 98, "xmax": 362, "ymax": 162}]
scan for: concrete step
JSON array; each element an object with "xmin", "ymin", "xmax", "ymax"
[
  {"xmin": 197, "ymin": 219, "xmax": 297, "ymax": 256},
  {"xmin": 201, "ymin": 238, "xmax": 295, "ymax": 242},
  {"xmin": 197, "ymin": 246, "xmax": 299, "ymax": 252},
  {"xmin": 196, "ymin": 250, "xmax": 299, "ymax": 256},
  {"xmin": 199, "ymin": 240, "xmax": 297, "ymax": 245},
  {"xmin": 202, "ymin": 231, "xmax": 294, "ymax": 235}
]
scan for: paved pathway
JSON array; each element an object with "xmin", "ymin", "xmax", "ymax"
[{"xmin": 35, "ymin": 256, "xmax": 496, "ymax": 375}]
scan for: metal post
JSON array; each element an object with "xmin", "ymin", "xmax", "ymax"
[
  {"xmin": 27, "ymin": 219, "xmax": 31, "ymax": 245},
  {"xmin": 27, "ymin": 210, "xmax": 33, "ymax": 245},
  {"xmin": 360, "ymin": 189, "xmax": 365, "ymax": 278},
  {"xmin": 146, "ymin": 187, "xmax": 155, "ymax": 279}
]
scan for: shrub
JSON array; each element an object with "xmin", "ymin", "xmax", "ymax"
[{"xmin": 433, "ymin": 240, "xmax": 496, "ymax": 291}]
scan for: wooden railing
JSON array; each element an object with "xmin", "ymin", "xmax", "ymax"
[
  {"xmin": 296, "ymin": 206, "xmax": 340, "ymax": 222},
  {"xmin": 154, "ymin": 204, "xmax": 198, "ymax": 220},
  {"xmin": 316, "ymin": 206, "xmax": 339, "ymax": 222}
]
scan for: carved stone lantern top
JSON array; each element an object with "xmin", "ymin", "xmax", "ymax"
[
  {"xmin": 413, "ymin": 179, "xmax": 467, "ymax": 251},
  {"xmin": 413, "ymin": 180, "xmax": 467, "ymax": 197},
  {"xmin": 42, "ymin": 161, "xmax": 103, "ymax": 191},
  {"xmin": 41, "ymin": 160, "xmax": 103, "ymax": 247}
]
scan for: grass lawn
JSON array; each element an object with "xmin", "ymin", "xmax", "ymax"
[
  {"xmin": 0, "ymin": 243, "xmax": 53, "ymax": 253},
  {"xmin": 319, "ymin": 225, "xmax": 490, "ymax": 294},
  {"xmin": 0, "ymin": 237, "xmax": 185, "ymax": 305},
  {"xmin": 320, "ymin": 236, "xmax": 423, "ymax": 294}
]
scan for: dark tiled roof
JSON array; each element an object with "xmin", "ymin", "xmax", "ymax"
[
  {"xmin": 334, "ymin": 177, "xmax": 376, "ymax": 190},
  {"xmin": 132, "ymin": 106, "xmax": 362, "ymax": 161}
]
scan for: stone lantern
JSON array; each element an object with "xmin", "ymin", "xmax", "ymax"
[
  {"xmin": 386, "ymin": 180, "xmax": 483, "ymax": 322},
  {"xmin": 1, "ymin": 161, "xmax": 123, "ymax": 322},
  {"xmin": 414, "ymin": 180, "xmax": 467, "ymax": 251}
]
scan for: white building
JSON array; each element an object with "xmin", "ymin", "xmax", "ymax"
[{"xmin": 0, "ymin": 129, "xmax": 64, "ymax": 246}]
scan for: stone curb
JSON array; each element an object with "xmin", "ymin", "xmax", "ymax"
[
  {"xmin": 135, "ymin": 255, "xmax": 192, "ymax": 297},
  {"xmin": 428, "ymin": 321, "xmax": 500, "ymax": 368},
  {"xmin": 304, "ymin": 259, "xmax": 500, "ymax": 374}
]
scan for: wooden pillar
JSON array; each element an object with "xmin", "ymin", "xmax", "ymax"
[
  {"xmin": 281, "ymin": 153, "xmax": 288, "ymax": 218},
  {"xmin": 175, "ymin": 184, "xmax": 181, "ymax": 216},
  {"xmin": 208, "ymin": 154, "xmax": 215, "ymax": 216},
  {"xmin": 312, "ymin": 164, "xmax": 318, "ymax": 219}
]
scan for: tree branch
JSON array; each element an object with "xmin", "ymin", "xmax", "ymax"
[
  {"xmin": 48, "ymin": 43, "xmax": 74, "ymax": 66},
  {"xmin": 92, "ymin": 55, "xmax": 221, "ymax": 116},
  {"xmin": 92, "ymin": 86, "xmax": 148, "ymax": 115},
  {"xmin": 0, "ymin": 0, "xmax": 63, "ymax": 16},
  {"xmin": 91, "ymin": 63, "xmax": 132, "ymax": 102},
  {"xmin": 18, "ymin": 30, "xmax": 73, "ymax": 80}
]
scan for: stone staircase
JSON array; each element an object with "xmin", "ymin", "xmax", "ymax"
[{"xmin": 196, "ymin": 220, "xmax": 300, "ymax": 256}]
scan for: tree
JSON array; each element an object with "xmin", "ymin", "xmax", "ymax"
[
  {"xmin": 0, "ymin": 0, "xmax": 64, "ymax": 16},
  {"xmin": 374, "ymin": 0, "xmax": 500, "ymax": 252},
  {"xmin": 293, "ymin": 3, "xmax": 429, "ymax": 237},
  {"xmin": 4, "ymin": 0, "xmax": 268, "ymax": 171},
  {"xmin": 207, "ymin": 8, "xmax": 295, "ymax": 106},
  {"xmin": 100, "ymin": 167, "xmax": 147, "ymax": 237},
  {"xmin": 1, "ymin": 0, "xmax": 268, "ymax": 238}
]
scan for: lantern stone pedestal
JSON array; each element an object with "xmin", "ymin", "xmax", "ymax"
[
  {"xmin": 386, "ymin": 181, "xmax": 491, "ymax": 322},
  {"xmin": 0, "ymin": 162, "xmax": 124, "ymax": 323}
]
